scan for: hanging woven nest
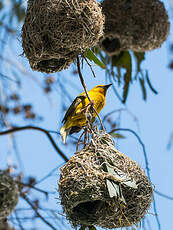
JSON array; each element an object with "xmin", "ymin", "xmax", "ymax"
[
  {"xmin": 58, "ymin": 132, "xmax": 153, "ymax": 229},
  {"xmin": 0, "ymin": 171, "xmax": 19, "ymax": 220},
  {"xmin": 29, "ymin": 56, "xmax": 75, "ymax": 74},
  {"xmin": 22, "ymin": 0, "xmax": 104, "ymax": 72},
  {"xmin": 100, "ymin": 0, "xmax": 170, "ymax": 55}
]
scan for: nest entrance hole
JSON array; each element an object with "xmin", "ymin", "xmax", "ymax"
[
  {"xmin": 72, "ymin": 200, "xmax": 106, "ymax": 222},
  {"xmin": 37, "ymin": 58, "xmax": 66, "ymax": 70},
  {"xmin": 102, "ymin": 37, "xmax": 121, "ymax": 53}
]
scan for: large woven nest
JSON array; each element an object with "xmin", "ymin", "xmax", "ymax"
[
  {"xmin": 22, "ymin": 0, "xmax": 104, "ymax": 72},
  {"xmin": 0, "ymin": 171, "xmax": 19, "ymax": 220},
  {"xmin": 100, "ymin": 0, "xmax": 170, "ymax": 55},
  {"xmin": 59, "ymin": 132, "xmax": 153, "ymax": 229}
]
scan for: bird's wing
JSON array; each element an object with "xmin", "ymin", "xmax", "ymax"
[{"xmin": 62, "ymin": 94, "xmax": 86, "ymax": 123}]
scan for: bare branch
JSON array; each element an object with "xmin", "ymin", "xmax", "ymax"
[
  {"xmin": 155, "ymin": 190, "xmax": 173, "ymax": 201},
  {"xmin": 76, "ymin": 56, "xmax": 105, "ymax": 130},
  {"xmin": 0, "ymin": 126, "xmax": 69, "ymax": 162},
  {"xmin": 21, "ymin": 192, "xmax": 57, "ymax": 230}
]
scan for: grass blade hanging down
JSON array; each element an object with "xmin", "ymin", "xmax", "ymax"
[
  {"xmin": 133, "ymin": 51, "xmax": 145, "ymax": 74},
  {"xmin": 122, "ymin": 52, "xmax": 132, "ymax": 103},
  {"xmin": 145, "ymin": 70, "xmax": 158, "ymax": 95},
  {"xmin": 85, "ymin": 49, "xmax": 106, "ymax": 69},
  {"xmin": 139, "ymin": 77, "xmax": 147, "ymax": 100},
  {"xmin": 110, "ymin": 51, "xmax": 132, "ymax": 103}
]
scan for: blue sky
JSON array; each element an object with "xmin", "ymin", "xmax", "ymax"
[{"xmin": 0, "ymin": 0, "xmax": 173, "ymax": 229}]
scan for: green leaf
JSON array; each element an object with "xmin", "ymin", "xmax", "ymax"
[
  {"xmin": 110, "ymin": 132, "xmax": 126, "ymax": 139},
  {"xmin": 85, "ymin": 49, "xmax": 106, "ymax": 69},
  {"xmin": 133, "ymin": 52, "xmax": 145, "ymax": 73},
  {"xmin": 139, "ymin": 77, "xmax": 147, "ymax": 100},
  {"xmin": 145, "ymin": 71, "xmax": 158, "ymax": 95},
  {"xmin": 111, "ymin": 51, "xmax": 132, "ymax": 103}
]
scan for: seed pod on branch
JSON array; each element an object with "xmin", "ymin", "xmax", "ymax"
[
  {"xmin": 0, "ymin": 171, "xmax": 19, "ymax": 220},
  {"xmin": 58, "ymin": 132, "xmax": 153, "ymax": 229},
  {"xmin": 22, "ymin": 0, "xmax": 104, "ymax": 73},
  {"xmin": 100, "ymin": 0, "xmax": 170, "ymax": 56}
]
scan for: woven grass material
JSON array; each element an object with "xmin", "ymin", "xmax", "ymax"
[
  {"xmin": 29, "ymin": 56, "xmax": 75, "ymax": 74},
  {"xmin": 0, "ymin": 171, "xmax": 19, "ymax": 220},
  {"xmin": 59, "ymin": 132, "xmax": 153, "ymax": 228},
  {"xmin": 22, "ymin": 0, "xmax": 104, "ymax": 73},
  {"xmin": 100, "ymin": 0, "xmax": 170, "ymax": 55}
]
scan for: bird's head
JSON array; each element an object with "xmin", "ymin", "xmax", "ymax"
[{"xmin": 92, "ymin": 84, "xmax": 112, "ymax": 95}]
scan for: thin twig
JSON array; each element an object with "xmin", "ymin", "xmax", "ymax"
[
  {"xmin": 76, "ymin": 56, "xmax": 92, "ymax": 103},
  {"xmin": 76, "ymin": 56, "xmax": 105, "ymax": 130},
  {"xmin": 155, "ymin": 190, "xmax": 173, "ymax": 201},
  {"xmin": 76, "ymin": 130, "xmax": 85, "ymax": 152},
  {"xmin": 21, "ymin": 193, "xmax": 57, "ymax": 230},
  {"xmin": 17, "ymin": 181, "xmax": 55, "ymax": 197},
  {"xmin": 14, "ymin": 210, "xmax": 25, "ymax": 230},
  {"xmin": 83, "ymin": 56, "xmax": 96, "ymax": 78},
  {"xmin": 102, "ymin": 108, "xmax": 125, "ymax": 123},
  {"xmin": 0, "ymin": 126, "xmax": 69, "ymax": 162},
  {"xmin": 35, "ymin": 166, "xmax": 60, "ymax": 185}
]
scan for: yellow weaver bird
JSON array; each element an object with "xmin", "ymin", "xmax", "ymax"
[{"xmin": 60, "ymin": 84, "xmax": 111, "ymax": 143}]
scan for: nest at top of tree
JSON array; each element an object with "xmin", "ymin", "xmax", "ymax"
[
  {"xmin": 58, "ymin": 131, "xmax": 153, "ymax": 229},
  {"xmin": 22, "ymin": 0, "xmax": 104, "ymax": 73}
]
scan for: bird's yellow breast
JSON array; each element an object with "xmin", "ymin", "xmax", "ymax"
[{"xmin": 65, "ymin": 91, "xmax": 105, "ymax": 128}]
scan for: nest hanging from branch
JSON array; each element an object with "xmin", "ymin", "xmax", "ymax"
[
  {"xmin": 58, "ymin": 131, "xmax": 153, "ymax": 229},
  {"xmin": 100, "ymin": 0, "xmax": 170, "ymax": 55},
  {"xmin": 0, "ymin": 171, "xmax": 19, "ymax": 220},
  {"xmin": 22, "ymin": 0, "xmax": 104, "ymax": 72}
]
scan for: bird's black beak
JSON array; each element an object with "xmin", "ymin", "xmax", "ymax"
[{"xmin": 104, "ymin": 84, "xmax": 112, "ymax": 90}]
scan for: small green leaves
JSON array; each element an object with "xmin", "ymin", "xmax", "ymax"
[
  {"xmin": 85, "ymin": 49, "xmax": 106, "ymax": 69},
  {"xmin": 133, "ymin": 52, "xmax": 145, "ymax": 74},
  {"xmin": 112, "ymin": 51, "xmax": 132, "ymax": 103}
]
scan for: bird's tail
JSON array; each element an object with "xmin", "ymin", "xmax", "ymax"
[{"xmin": 60, "ymin": 125, "xmax": 69, "ymax": 144}]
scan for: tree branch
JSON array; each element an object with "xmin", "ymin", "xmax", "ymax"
[
  {"xmin": 21, "ymin": 192, "xmax": 57, "ymax": 230},
  {"xmin": 76, "ymin": 56, "xmax": 105, "ymax": 130},
  {"xmin": 0, "ymin": 126, "xmax": 69, "ymax": 162},
  {"xmin": 155, "ymin": 190, "xmax": 173, "ymax": 201}
]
